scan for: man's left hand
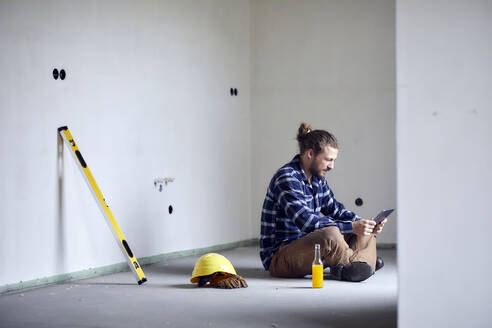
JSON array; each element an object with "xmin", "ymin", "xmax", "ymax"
[{"xmin": 372, "ymin": 218, "xmax": 387, "ymax": 234}]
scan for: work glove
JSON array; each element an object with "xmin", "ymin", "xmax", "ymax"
[{"xmin": 197, "ymin": 272, "xmax": 248, "ymax": 289}]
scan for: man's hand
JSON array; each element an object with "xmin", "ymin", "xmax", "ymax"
[
  {"xmin": 352, "ymin": 219, "xmax": 376, "ymax": 236},
  {"xmin": 372, "ymin": 218, "xmax": 387, "ymax": 235}
]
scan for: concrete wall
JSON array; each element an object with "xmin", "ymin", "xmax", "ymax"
[
  {"xmin": 250, "ymin": 0, "xmax": 397, "ymax": 243},
  {"xmin": 0, "ymin": 0, "xmax": 251, "ymax": 286},
  {"xmin": 397, "ymin": 0, "xmax": 492, "ymax": 326}
]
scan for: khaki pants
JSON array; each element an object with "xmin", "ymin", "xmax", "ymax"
[{"xmin": 269, "ymin": 226, "xmax": 377, "ymax": 278}]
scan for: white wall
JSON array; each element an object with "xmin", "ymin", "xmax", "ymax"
[
  {"xmin": 250, "ymin": 0, "xmax": 397, "ymax": 243},
  {"xmin": 397, "ymin": 0, "xmax": 492, "ymax": 326},
  {"xmin": 0, "ymin": 0, "xmax": 251, "ymax": 286},
  {"xmin": 1, "ymin": 0, "xmax": 399, "ymax": 288}
]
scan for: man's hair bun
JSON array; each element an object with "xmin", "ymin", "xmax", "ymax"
[
  {"xmin": 297, "ymin": 122, "xmax": 313, "ymax": 142},
  {"xmin": 296, "ymin": 122, "xmax": 338, "ymax": 155}
]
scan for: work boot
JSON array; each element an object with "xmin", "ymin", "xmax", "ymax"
[
  {"xmin": 329, "ymin": 262, "xmax": 373, "ymax": 282},
  {"xmin": 375, "ymin": 256, "xmax": 384, "ymax": 272}
]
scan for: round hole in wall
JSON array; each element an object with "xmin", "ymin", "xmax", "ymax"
[
  {"xmin": 230, "ymin": 88, "xmax": 234, "ymax": 96},
  {"xmin": 355, "ymin": 198, "xmax": 363, "ymax": 206},
  {"xmin": 168, "ymin": 205, "xmax": 173, "ymax": 214},
  {"xmin": 53, "ymin": 68, "xmax": 59, "ymax": 80},
  {"xmin": 234, "ymin": 88, "xmax": 238, "ymax": 96},
  {"xmin": 60, "ymin": 69, "xmax": 66, "ymax": 80}
]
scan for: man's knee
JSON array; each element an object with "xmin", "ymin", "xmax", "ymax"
[
  {"xmin": 314, "ymin": 226, "xmax": 353, "ymax": 267},
  {"xmin": 317, "ymin": 226, "xmax": 346, "ymax": 246}
]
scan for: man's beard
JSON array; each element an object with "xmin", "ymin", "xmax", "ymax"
[{"xmin": 309, "ymin": 163, "xmax": 330, "ymax": 178}]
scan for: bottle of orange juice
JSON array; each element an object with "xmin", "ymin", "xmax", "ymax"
[{"xmin": 312, "ymin": 243, "xmax": 323, "ymax": 288}]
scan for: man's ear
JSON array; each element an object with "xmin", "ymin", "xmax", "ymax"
[{"xmin": 306, "ymin": 149, "xmax": 314, "ymax": 160}]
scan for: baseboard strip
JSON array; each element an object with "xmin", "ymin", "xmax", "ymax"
[{"xmin": 377, "ymin": 242, "xmax": 397, "ymax": 249}]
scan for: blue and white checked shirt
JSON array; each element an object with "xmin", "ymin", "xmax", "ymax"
[{"xmin": 259, "ymin": 155, "xmax": 361, "ymax": 270}]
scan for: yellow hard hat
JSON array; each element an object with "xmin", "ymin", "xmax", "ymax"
[{"xmin": 190, "ymin": 253, "xmax": 237, "ymax": 283}]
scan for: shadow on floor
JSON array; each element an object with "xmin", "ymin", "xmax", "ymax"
[{"xmin": 233, "ymin": 267, "xmax": 271, "ymax": 279}]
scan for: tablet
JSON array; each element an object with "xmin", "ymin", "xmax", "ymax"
[{"xmin": 373, "ymin": 209, "xmax": 394, "ymax": 225}]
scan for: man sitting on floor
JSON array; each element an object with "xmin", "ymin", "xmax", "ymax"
[{"xmin": 259, "ymin": 122, "xmax": 387, "ymax": 282}]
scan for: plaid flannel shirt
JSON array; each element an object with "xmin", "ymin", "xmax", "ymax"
[{"xmin": 259, "ymin": 155, "xmax": 361, "ymax": 270}]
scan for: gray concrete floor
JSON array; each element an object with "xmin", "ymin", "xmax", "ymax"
[{"xmin": 0, "ymin": 246, "xmax": 397, "ymax": 328}]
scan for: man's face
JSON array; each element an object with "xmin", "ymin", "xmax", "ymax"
[{"xmin": 308, "ymin": 146, "xmax": 339, "ymax": 178}]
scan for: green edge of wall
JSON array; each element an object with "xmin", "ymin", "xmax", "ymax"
[
  {"xmin": 1, "ymin": 239, "xmax": 395, "ymax": 294},
  {"xmin": 376, "ymin": 243, "xmax": 397, "ymax": 249}
]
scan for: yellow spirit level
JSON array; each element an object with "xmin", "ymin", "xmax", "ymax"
[{"xmin": 58, "ymin": 126, "xmax": 147, "ymax": 285}]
